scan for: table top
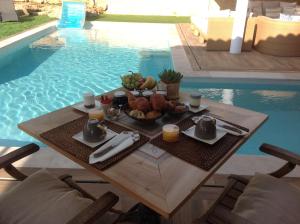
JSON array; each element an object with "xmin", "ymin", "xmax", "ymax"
[{"xmin": 18, "ymin": 91, "xmax": 268, "ymax": 218}]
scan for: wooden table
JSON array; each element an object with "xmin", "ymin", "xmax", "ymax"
[{"xmin": 18, "ymin": 91, "xmax": 268, "ymax": 218}]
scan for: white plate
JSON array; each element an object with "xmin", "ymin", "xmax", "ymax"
[
  {"xmin": 72, "ymin": 101, "xmax": 101, "ymax": 113},
  {"xmin": 182, "ymin": 125, "xmax": 227, "ymax": 145},
  {"xmin": 192, "ymin": 115, "xmax": 248, "ymax": 137},
  {"xmin": 187, "ymin": 104, "xmax": 209, "ymax": 113},
  {"xmin": 72, "ymin": 129, "xmax": 117, "ymax": 148}
]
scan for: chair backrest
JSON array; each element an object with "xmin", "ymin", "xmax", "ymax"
[{"xmin": 0, "ymin": 0, "xmax": 18, "ymax": 22}]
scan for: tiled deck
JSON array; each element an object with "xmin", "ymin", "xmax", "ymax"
[{"xmin": 176, "ymin": 23, "xmax": 300, "ymax": 73}]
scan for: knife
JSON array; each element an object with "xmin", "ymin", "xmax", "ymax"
[
  {"xmin": 93, "ymin": 132, "xmax": 130, "ymax": 158},
  {"xmin": 218, "ymin": 124, "xmax": 243, "ymax": 134}
]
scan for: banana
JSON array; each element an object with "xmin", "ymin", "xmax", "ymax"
[{"xmin": 140, "ymin": 76, "xmax": 155, "ymax": 89}]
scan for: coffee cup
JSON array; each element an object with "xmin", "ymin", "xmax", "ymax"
[
  {"xmin": 195, "ymin": 116, "xmax": 216, "ymax": 140},
  {"xmin": 190, "ymin": 92, "xmax": 202, "ymax": 108},
  {"xmin": 83, "ymin": 119, "xmax": 106, "ymax": 142},
  {"xmin": 83, "ymin": 92, "xmax": 95, "ymax": 108}
]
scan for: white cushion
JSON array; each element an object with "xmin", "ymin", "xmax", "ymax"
[
  {"xmin": 263, "ymin": 1, "xmax": 280, "ymax": 9},
  {"xmin": 252, "ymin": 6, "xmax": 263, "ymax": 16},
  {"xmin": 280, "ymin": 13, "xmax": 293, "ymax": 21},
  {"xmin": 232, "ymin": 173, "xmax": 300, "ymax": 224},
  {"xmin": 282, "ymin": 6, "xmax": 296, "ymax": 15},
  {"xmin": 0, "ymin": 169, "xmax": 93, "ymax": 224},
  {"xmin": 263, "ymin": 1, "xmax": 280, "ymax": 15},
  {"xmin": 291, "ymin": 15, "xmax": 300, "ymax": 21},
  {"xmin": 280, "ymin": 1, "xmax": 297, "ymax": 8},
  {"xmin": 248, "ymin": 0, "xmax": 262, "ymax": 9},
  {"xmin": 296, "ymin": 6, "xmax": 300, "ymax": 15},
  {"xmin": 265, "ymin": 7, "xmax": 282, "ymax": 18}
]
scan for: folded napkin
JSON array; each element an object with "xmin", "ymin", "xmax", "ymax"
[{"xmin": 89, "ymin": 132, "xmax": 139, "ymax": 164}]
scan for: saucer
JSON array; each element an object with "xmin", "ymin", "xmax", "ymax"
[
  {"xmin": 72, "ymin": 101, "xmax": 101, "ymax": 113},
  {"xmin": 72, "ymin": 129, "xmax": 117, "ymax": 148},
  {"xmin": 182, "ymin": 125, "xmax": 226, "ymax": 145},
  {"xmin": 187, "ymin": 104, "xmax": 209, "ymax": 113}
]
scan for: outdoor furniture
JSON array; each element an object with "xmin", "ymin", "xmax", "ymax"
[
  {"xmin": 0, "ymin": 143, "xmax": 120, "ymax": 224},
  {"xmin": 191, "ymin": 16, "xmax": 256, "ymax": 51},
  {"xmin": 0, "ymin": 0, "xmax": 18, "ymax": 22},
  {"xmin": 194, "ymin": 143, "xmax": 300, "ymax": 224},
  {"xmin": 18, "ymin": 89, "xmax": 268, "ymax": 219},
  {"xmin": 254, "ymin": 16, "xmax": 300, "ymax": 56}
]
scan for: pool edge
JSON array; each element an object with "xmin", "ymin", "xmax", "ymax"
[{"xmin": 0, "ymin": 21, "xmax": 58, "ymax": 50}]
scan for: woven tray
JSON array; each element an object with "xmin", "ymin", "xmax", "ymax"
[
  {"xmin": 115, "ymin": 112, "xmax": 193, "ymax": 138},
  {"xmin": 41, "ymin": 116, "xmax": 149, "ymax": 170},
  {"xmin": 150, "ymin": 117, "xmax": 243, "ymax": 171}
]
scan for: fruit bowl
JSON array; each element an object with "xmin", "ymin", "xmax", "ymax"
[{"xmin": 121, "ymin": 71, "xmax": 156, "ymax": 90}]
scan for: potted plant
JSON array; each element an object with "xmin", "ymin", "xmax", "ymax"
[{"xmin": 159, "ymin": 69, "xmax": 183, "ymax": 100}]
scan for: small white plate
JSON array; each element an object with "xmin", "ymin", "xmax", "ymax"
[
  {"xmin": 182, "ymin": 125, "xmax": 227, "ymax": 145},
  {"xmin": 192, "ymin": 115, "xmax": 248, "ymax": 137},
  {"xmin": 72, "ymin": 129, "xmax": 117, "ymax": 148},
  {"xmin": 72, "ymin": 101, "xmax": 101, "ymax": 113},
  {"xmin": 187, "ymin": 104, "xmax": 209, "ymax": 113}
]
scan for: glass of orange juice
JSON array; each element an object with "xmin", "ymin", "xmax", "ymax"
[
  {"xmin": 162, "ymin": 124, "xmax": 180, "ymax": 142},
  {"xmin": 88, "ymin": 109, "xmax": 105, "ymax": 121}
]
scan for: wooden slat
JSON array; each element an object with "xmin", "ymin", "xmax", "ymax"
[{"xmin": 178, "ymin": 23, "xmax": 300, "ymax": 72}]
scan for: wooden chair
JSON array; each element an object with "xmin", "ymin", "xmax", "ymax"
[
  {"xmin": 194, "ymin": 143, "xmax": 300, "ymax": 224},
  {"xmin": 0, "ymin": 143, "xmax": 121, "ymax": 224}
]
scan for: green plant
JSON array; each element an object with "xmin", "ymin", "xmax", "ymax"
[{"xmin": 159, "ymin": 69, "xmax": 183, "ymax": 84}]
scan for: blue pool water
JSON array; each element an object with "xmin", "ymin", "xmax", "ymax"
[
  {"xmin": 1, "ymin": 28, "xmax": 300, "ymax": 156},
  {"xmin": 0, "ymin": 29, "xmax": 172, "ymax": 145},
  {"xmin": 182, "ymin": 81, "xmax": 300, "ymax": 155}
]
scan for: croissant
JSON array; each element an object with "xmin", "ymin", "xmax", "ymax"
[{"xmin": 150, "ymin": 94, "xmax": 167, "ymax": 112}]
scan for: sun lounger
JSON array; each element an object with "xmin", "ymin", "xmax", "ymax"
[{"xmin": 0, "ymin": 0, "xmax": 18, "ymax": 22}]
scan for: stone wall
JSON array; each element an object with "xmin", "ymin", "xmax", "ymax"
[
  {"xmin": 14, "ymin": 0, "xmax": 107, "ymax": 18},
  {"xmin": 14, "ymin": 0, "xmax": 107, "ymax": 9}
]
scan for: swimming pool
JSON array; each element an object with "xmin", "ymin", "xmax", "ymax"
[
  {"xmin": 1, "ymin": 24, "xmax": 300, "ymax": 156},
  {"xmin": 0, "ymin": 25, "xmax": 174, "ymax": 146},
  {"xmin": 182, "ymin": 80, "xmax": 300, "ymax": 155}
]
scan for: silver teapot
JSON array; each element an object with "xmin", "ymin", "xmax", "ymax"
[{"xmin": 195, "ymin": 116, "xmax": 216, "ymax": 140}]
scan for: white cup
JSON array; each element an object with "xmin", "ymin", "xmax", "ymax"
[{"xmin": 83, "ymin": 92, "xmax": 95, "ymax": 108}]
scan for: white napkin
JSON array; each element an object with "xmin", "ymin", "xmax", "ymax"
[{"xmin": 89, "ymin": 134, "xmax": 135, "ymax": 164}]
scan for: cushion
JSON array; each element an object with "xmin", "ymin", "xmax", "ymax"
[
  {"xmin": 232, "ymin": 173, "xmax": 300, "ymax": 224},
  {"xmin": 280, "ymin": 1, "xmax": 297, "ymax": 8},
  {"xmin": 263, "ymin": 1, "xmax": 280, "ymax": 8},
  {"xmin": 248, "ymin": 1, "xmax": 263, "ymax": 16},
  {"xmin": 265, "ymin": 7, "xmax": 282, "ymax": 18},
  {"xmin": 263, "ymin": 1, "xmax": 280, "ymax": 14},
  {"xmin": 248, "ymin": 1, "xmax": 262, "ymax": 9},
  {"xmin": 282, "ymin": 6, "xmax": 296, "ymax": 15},
  {"xmin": 252, "ymin": 6, "xmax": 263, "ymax": 16},
  {"xmin": 296, "ymin": 6, "xmax": 300, "ymax": 15},
  {"xmin": 0, "ymin": 169, "xmax": 93, "ymax": 224},
  {"xmin": 291, "ymin": 15, "xmax": 300, "ymax": 21},
  {"xmin": 280, "ymin": 13, "xmax": 293, "ymax": 21}
]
